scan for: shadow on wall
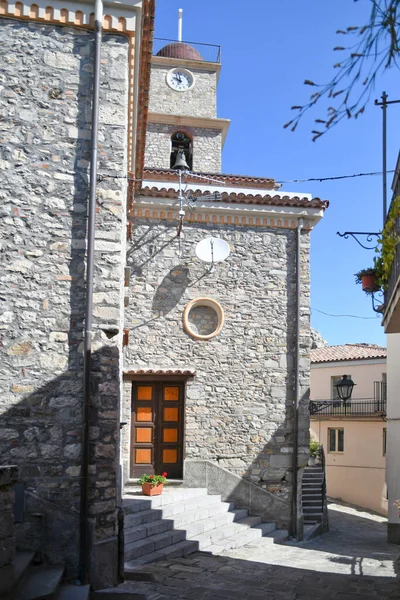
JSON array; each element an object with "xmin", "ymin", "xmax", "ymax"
[{"xmin": 0, "ymin": 344, "xmax": 120, "ymax": 580}]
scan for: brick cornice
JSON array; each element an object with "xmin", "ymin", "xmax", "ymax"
[{"xmin": 0, "ymin": 0, "xmax": 140, "ymax": 32}]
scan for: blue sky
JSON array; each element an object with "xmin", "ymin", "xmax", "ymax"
[{"xmin": 154, "ymin": 0, "xmax": 400, "ymax": 347}]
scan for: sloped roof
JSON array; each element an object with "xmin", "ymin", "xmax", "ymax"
[
  {"xmin": 310, "ymin": 344, "xmax": 387, "ymax": 364},
  {"xmin": 139, "ymin": 186, "xmax": 328, "ymax": 210}
]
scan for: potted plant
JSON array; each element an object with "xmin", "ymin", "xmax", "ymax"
[
  {"xmin": 138, "ymin": 472, "xmax": 168, "ymax": 496},
  {"xmin": 354, "ymin": 268, "xmax": 380, "ymax": 294},
  {"xmin": 309, "ymin": 438, "xmax": 320, "ymax": 467}
]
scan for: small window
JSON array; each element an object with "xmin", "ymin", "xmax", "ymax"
[
  {"xmin": 170, "ymin": 131, "xmax": 193, "ymax": 170},
  {"xmin": 328, "ymin": 427, "xmax": 344, "ymax": 453},
  {"xmin": 331, "ymin": 375, "xmax": 351, "ymax": 400},
  {"xmin": 383, "ymin": 427, "xmax": 387, "ymax": 456}
]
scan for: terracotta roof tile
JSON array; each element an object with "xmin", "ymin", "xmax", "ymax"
[
  {"xmin": 310, "ymin": 344, "xmax": 387, "ymax": 364},
  {"xmin": 139, "ymin": 185, "xmax": 328, "ymax": 210},
  {"xmin": 124, "ymin": 369, "xmax": 196, "ymax": 376},
  {"xmin": 143, "ymin": 167, "xmax": 277, "ymax": 190}
]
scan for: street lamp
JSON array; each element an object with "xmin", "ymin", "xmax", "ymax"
[{"xmin": 334, "ymin": 375, "xmax": 356, "ymax": 401}]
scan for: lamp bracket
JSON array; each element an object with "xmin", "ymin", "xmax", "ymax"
[{"xmin": 336, "ymin": 231, "xmax": 380, "ymax": 250}]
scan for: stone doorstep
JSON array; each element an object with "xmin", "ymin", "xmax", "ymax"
[
  {"xmin": 0, "ymin": 551, "xmax": 34, "ymax": 597},
  {"xmin": 122, "ymin": 487, "xmax": 210, "ymax": 514},
  {"xmin": 58, "ymin": 584, "xmax": 90, "ymax": 600},
  {"xmin": 14, "ymin": 564, "xmax": 64, "ymax": 600}
]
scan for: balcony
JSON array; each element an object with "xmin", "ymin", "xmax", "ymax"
[
  {"xmin": 153, "ymin": 38, "xmax": 221, "ymax": 64},
  {"xmin": 310, "ymin": 381, "xmax": 387, "ymax": 418},
  {"xmin": 382, "ymin": 192, "xmax": 400, "ymax": 333}
]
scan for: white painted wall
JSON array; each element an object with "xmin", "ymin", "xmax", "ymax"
[
  {"xmin": 386, "ymin": 333, "xmax": 400, "ymax": 526},
  {"xmin": 311, "ymin": 360, "xmax": 386, "ymax": 400}
]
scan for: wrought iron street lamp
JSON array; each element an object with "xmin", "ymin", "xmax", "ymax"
[{"xmin": 334, "ymin": 375, "xmax": 356, "ymax": 401}]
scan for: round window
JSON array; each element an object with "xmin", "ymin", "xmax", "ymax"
[{"xmin": 183, "ymin": 298, "xmax": 224, "ymax": 340}]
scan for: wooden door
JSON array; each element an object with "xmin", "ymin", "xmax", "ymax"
[{"xmin": 130, "ymin": 381, "xmax": 184, "ymax": 479}]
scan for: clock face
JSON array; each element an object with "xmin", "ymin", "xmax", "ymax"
[{"xmin": 166, "ymin": 68, "xmax": 194, "ymax": 92}]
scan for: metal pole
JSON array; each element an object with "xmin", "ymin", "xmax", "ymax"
[
  {"xmin": 178, "ymin": 8, "xmax": 183, "ymax": 42},
  {"xmin": 382, "ymin": 91, "xmax": 388, "ymax": 226},
  {"xmin": 375, "ymin": 93, "xmax": 400, "ymax": 226},
  {"xmin": 79, "ymin": 0, "xmax": 102, "ymax": 584},
  {"xmin": 290, "ymin": 219, "xmax": 303, "ymax": 540}
]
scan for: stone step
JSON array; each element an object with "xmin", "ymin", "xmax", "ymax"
[
  {"xmin": 123, "ymin": 487, "xmax": 208, "ymax": 510},
  {"xmin": 191, "ymin": 515, "xmax": 262, "ymax": 549},
  {"xmin": 303, "ymin": 506, "xmax": 323, "ymax": 513},
  {"xmin": 57, "ymin": 584, "xmax": 90, "ymax": 600},
  {"xmin": 202, "ymin": 521, "xmax": 276, "ymax": 553},
  {"xmin": 125, "ymin": 539, "xmax": 199, "ymax": 572},
  {"xmin": 124, "ymin": 495, "xmax": 231, "ymax": 530},
  {"xmin": 124, "ymin": 506, "xmax": 248, "ymax": 545},
  {"xmin": 14, "ymin": 565, "xmax": 64, "ymax": 600},
  {"xmin": 123, "ymin": 490, "xmax": 219, "ymax": 517},
  {"xmin": 0, "ymin": 551, "xmax": 35, "ymax": 599},
  {"xmin": 125, "ymin": 528, "xmax": 187, "ymax": 561}
]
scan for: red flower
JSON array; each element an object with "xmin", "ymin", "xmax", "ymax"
[
  {"xmin": 150, "ymin": 475, "xmax": 154, "ymax": 479},
  {"xmin": 162, "ymin": 472, "xmax": 167, "ymax": 477}
]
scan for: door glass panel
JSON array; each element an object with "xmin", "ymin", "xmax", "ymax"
[
  {"xmin": 137, "ymin": 407, "xmax": 152, "ymax": 422},
  {"xmin": 164, "ymin": 386, "xmax": 179, "ymax": 401},
  {"xmin": 163, "ymin": 449, "xmax": 177, "ymax": 463},
  {"xmin": 136, "ymin": 428, "xmax": 152, "ymax": 443},
  {"xmin": 163, "ymin": 428, "xmax": 178, "ymax": 443},
  {"xmin": 338, "ymin": 429, "xmax": 344, "ymax": 452},
  {"xmin": 328, "ymin": 428, "xmax": 336, "ymax": 452},
  {"xmin": 137, "ymin": 386, "xmax": 152, "ymax": 400},
  {"xmin": 136, "ymin": 448, "xmax": 151, "ymax": 463},
  {"xmin": 164, "ymin": 407, "xmax": 178, "ymax": 422}
]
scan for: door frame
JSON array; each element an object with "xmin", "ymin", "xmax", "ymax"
[{"xmin": 126, "ymin": 374, "xmax": 192, "ymax": 480}]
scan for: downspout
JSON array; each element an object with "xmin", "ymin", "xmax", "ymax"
[
  {"xmin": 79, "ymin": 0, "xmax": 103, "ymax": 585},
  {"xmin": 290, "ymin": 218, "xmax": 304, "ymax": 539}
]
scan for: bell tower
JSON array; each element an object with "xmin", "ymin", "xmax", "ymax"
[{"xmin": 144, "ymin": 13, "xmax": 230, "ymax": 174}]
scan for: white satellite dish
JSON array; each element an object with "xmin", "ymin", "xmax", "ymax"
[{"xmin": 195, "ymin": 237, "xmax": 230, "ymax": 264}]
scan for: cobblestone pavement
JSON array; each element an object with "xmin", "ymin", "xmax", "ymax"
[{"xmin": 112, "ymin": 504, "xmax": 400, "ymax": 599}]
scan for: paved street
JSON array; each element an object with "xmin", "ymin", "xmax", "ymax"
[{"xmin": 111, "ymin": 503, "xmax": 400, "ymax": 599}]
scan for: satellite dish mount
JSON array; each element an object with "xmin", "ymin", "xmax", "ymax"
[{"xmin": 195, "ymin": 237, "xmax": 230, "ymax": 273}]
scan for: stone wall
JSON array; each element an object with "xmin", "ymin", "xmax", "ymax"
[
  {"xmin": 145, "ymin": 123, "xmax": 222, "ymax": 172},
  {"xmin": 0, "ymin": 466, "xmax": 18, "ymax": 597},
  {"xmin": 149, "ymin": 64, "xmax": 217, "ymax": 118},
  {"xmin": 123, "ymin": 219, "xmax": 311, "ymax": 513},
  {"xmin": 0, "ymin": 18, "xmax": 129, "ymax": 585}
]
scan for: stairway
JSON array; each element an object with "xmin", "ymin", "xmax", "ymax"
[
  {"xmin": 302, "ymin": 466, "xmax": 325, "ymax": 525},
  {"xmin": 123, "ymin": 485, "xmax": 277, "ymax": 573},
  {"xmin": 0, "ymin": 551, "xmax": 90, "ymax": 600}
]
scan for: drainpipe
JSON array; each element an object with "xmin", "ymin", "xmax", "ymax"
[
  {"xmin": 290, "ymin": 218, "xmax": 304, "ymax": 539},
  {"xmin": 79, "ymin": 0, "xmax": 103, "ymax": 585}
]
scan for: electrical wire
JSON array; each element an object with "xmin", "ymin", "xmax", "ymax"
[
  {"xmin": 276, "ymin": 169, "xmax": 397, "ymax": 184},
  {"xmin": 312, "ymin": 307, "xmax": 378, "ymax": 320}
]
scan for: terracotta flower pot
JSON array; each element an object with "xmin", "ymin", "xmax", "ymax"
[
  {"xmin": 361, "ymin": 274, "xmax": 379, "ymax": 293},
  {"xmin": 141, "ymin": 483, "xmax": 164, "ymax": 496}
]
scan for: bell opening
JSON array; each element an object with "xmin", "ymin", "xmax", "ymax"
[{"xmin": 170, "ymin": 131, "xmax": 192, "ymax": 170}]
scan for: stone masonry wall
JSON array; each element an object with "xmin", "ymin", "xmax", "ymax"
[
  {"xmin": 149, "ymin": 64, "xmax": 217, "ymax": 118},
  {"xmin": 123, "ymin": 219, "xmax": 311, "ymax": 509},
  {"xmin": 145, "ymin": 123, "xmax": 222, "ymax": 173},
  {"xmin": 0, "ymin": 19, "xmax": 129, "ymax": 585}
]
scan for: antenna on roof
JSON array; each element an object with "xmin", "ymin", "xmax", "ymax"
[{"xmin": 178, "ymin": 8, "xmax": 183, "ymax": 42}]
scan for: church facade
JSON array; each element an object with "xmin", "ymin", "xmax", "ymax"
[{"xmin": 121, "ymin": 41, "xmax": 327, "ymax": 531}]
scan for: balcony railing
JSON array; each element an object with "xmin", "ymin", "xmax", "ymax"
[
  {"xmin": 309, "ymin": 398, "xmax": 386, "ymax": 417},
  {"xmin": 385, "ymin": 194, "xmax": 400, "ymax": 310},
  {"xmin": 153, "ymin": 38, "xmax": 221, "ymax": 63}
]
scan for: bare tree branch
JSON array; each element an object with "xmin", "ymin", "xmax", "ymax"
[{"xmin": 287, "ymin": 0, "xmax": 400, "ymax": 140}]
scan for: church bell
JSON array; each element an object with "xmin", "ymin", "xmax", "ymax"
[{"xmin": 172, "ymin": 149, "xmax": 190, "ymax": 171}]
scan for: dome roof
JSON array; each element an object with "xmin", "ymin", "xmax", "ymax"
[{"xmin": 156, "ymin": 42, "xmax": 203, "ymax": 62}]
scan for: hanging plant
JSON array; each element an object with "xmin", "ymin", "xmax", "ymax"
[
  {"xmin": 354, "ymin": 268, "xmax": 379, "ymax": 294},
  {"xmin": 374, "ymin": 196, "xmax": 400, "ymax": 291}
]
